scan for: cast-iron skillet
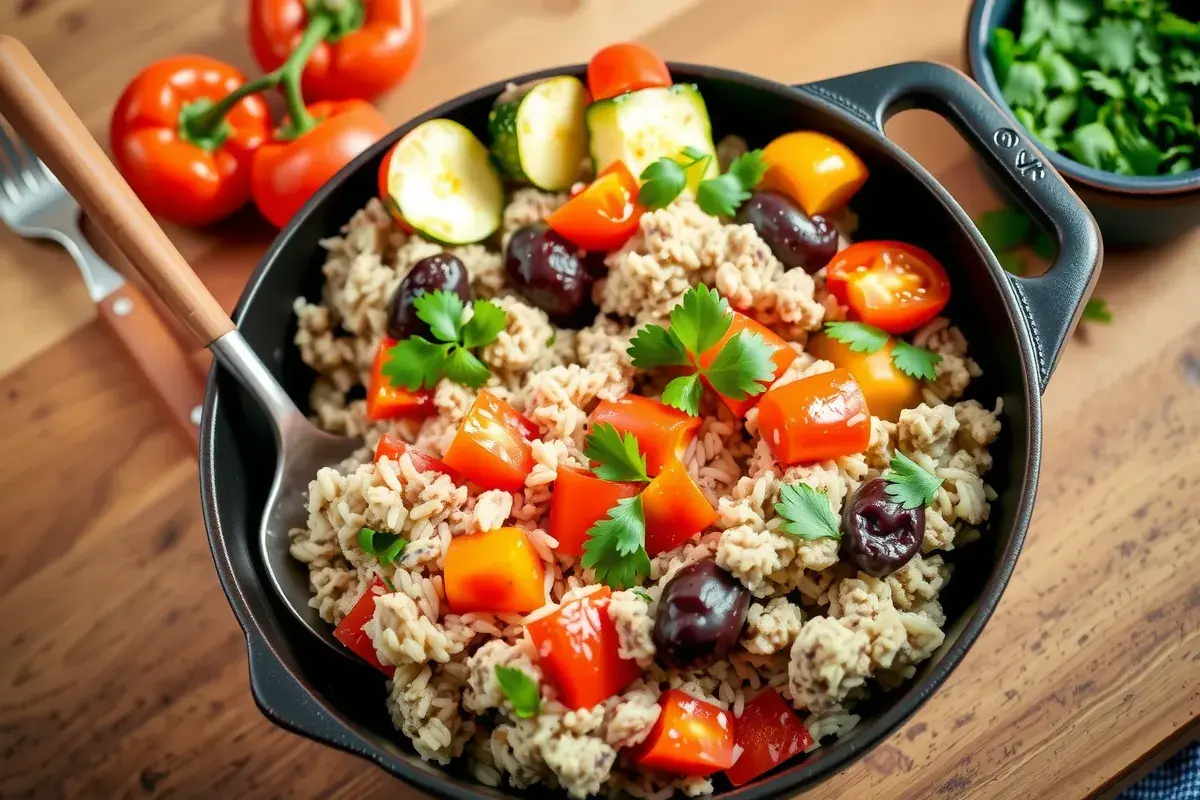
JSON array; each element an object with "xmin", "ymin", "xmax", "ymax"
[{"xmin": 200, "ymin": 61, "xmax": 1101, "ymax": 797}]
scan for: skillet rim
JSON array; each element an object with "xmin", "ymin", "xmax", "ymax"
[{"xmin": 199, "ymin": 59, "xmax": 1042, "ymax": 799}]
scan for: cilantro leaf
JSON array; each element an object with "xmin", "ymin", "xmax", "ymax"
[
  {"xmin": 461, "ymin": 300, "xmax": 507, "ymax": 349},
  {"xmin": 727, "ymin": 149, "xmax": 767, "ymax": 192},
  {"xmin": 990, "ymin": 27, "xmax": 1018, "ymax": 86},
  {"xmin": 442, "ymin": 346, "xmax": 491, "ymax": 388},
  {"xmin": 638, "ymin": 157, "xmax": 689, "ymax": 209},
  {"xmin": 670, "ymin": 284, "xmax": 731, "ymax": 356},
  {"xmin": 883, "ymin": 451, "xmax": 943, "ymax": 510},
  {"xmin": 1081, "ymin": 297, "xmax": 1113, "ymax": 323},
  {"xmin": 704, "ymin": 329, "xmax": 776, "ymax": 400},
  {"xmin": 681, "ymin": 145, "xmax": 710, "ymax": 161},
  {"xmin": 774, "ymin": 483, "xmax": 840, "ymax": 541},
  {"xmin": 661, "ymin": 373, "xmax": 704, "ymax": 417},
  {"xmin": 1064, "ymin": 122, "xmax": 1123, "ymax": 170},
  {"xmin": 890, "ymin": 340, "xmax": 942, "ymax": 381},
  {"xmin": 632, "ymin": 589, "xmax": 652, "ymax": 602},
  {"xmin": 495, "ymin": 665, "xmax": 540, "ymax": 718},
  {"xmin": 1091, "ymin": 17, "xmax": 1138, "ymax": 73},
  {"xmin": 976, "ymin": 207, "xmax": 1032, "ymax": 252},
  {"xmin": 584, "ymin": 422, "xmax": 651, "ymax": 483},
  {"xmin": 414, "ymin": 290, "xmax": 465, "ymax": 344},
  {"xmin": 358, "ymin": 527, "xmax": 407, "ymax": 565},
  {"xmin": 1003, "ymin": 62, "xmax": 1048, "ymax": 113},
  {"xmin": 581, "ymin": 495, "xmax": 651, "ymax": 590},
  {"xmin": 696, "ymin": 173, "xmax": 751, "ymax": 217},
  {"xmin": 824, "ymin": 321, "xmax": 889, "ymax": 354},
  {"xmin": 627, "ymin": 324, "xmax": 690, "ymax": 369},
  {"xmin": 381, "ymin": 337, "xmax": 452, "ymax": 390}
]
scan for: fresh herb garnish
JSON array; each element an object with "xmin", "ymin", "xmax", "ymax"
[
  {"xmin": 989, "ymin": 0, "xmax": 1198, "ymax": 176},
  {"xmin": 632, "ymin": 589, "xmax": 653, "ymax": 602},
  {"xmin": 1081, "ymin": 297, "xmax": 1113, "ymax": 323},
  {"xmin": 382, "ymin": 291, "xmax": 505, "ymax": 390},
  {"xmin": 883, "ymin": 452, "xmax": 943, "ymax": 510},
  {"xmin": 494, "ymin": 665, "xmax": 541, "ymax": 718},
  {"xmin": 627, "ymin": 284, "xmax": 776, "ymax": 416},
  {"xmin": 823, "ymin": 321, "xmax": 942, "ymax": 381},
  {"xmin": 358, "ymin": 527, "xmax": 408, "ymax": 565},
  {"xmin": 638, "ymin": 147, "xmax": 711, "ymax": 209},
  {"xmin": 581, "ymin": 495, "xmax": 651, "ymax": 590},
  {"xmin": 584, "ymin": 423, "xmax": 651, "ymax": 483},
  {"xmin": 774, "ymin": 483, "xmax": 841, "ymax": 541},
  {"xmin": 637, "ymin": 147, "xmax": 767, "ymax": 216}
]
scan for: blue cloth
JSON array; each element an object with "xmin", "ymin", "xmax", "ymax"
[{"xmin": 1120, "ymin": 743, "xmax": 1200, "ymax": 800}]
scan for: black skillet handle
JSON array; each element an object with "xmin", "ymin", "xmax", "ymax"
[{"xmin": 795, "ymin": 61, "xmax": 1102, "ymax": 392}]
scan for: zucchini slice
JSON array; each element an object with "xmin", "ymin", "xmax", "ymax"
[
  {"xmin": 489, "ymin": 75, "xmax": 589, "ymax": 191},
  {"xmin": 382, "ymin": 119, "xmax": 503, "ymax": 245},
  {"xmin": 586, "ymin": 84, "xmax": 719, "ymax": 194}
]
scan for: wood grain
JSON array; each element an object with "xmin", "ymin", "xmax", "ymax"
[{"xmin": 1, "ymin": 0, "xmax": 1199, "ymax": 798}]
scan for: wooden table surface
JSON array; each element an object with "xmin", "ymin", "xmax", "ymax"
[{"xmin": 3, "ymin": 0, "xmax": 1199, "ymax": 797}]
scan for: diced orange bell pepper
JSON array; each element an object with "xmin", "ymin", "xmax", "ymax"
[
  {"xmin": 444, "ymin": 526, "xmax": 546, "ymax": 614},
  {"xmin": 548, "ymin": 466, "xmax": 642, "ymax": 557},
  {"xmin": 547, "ymin": 162, "xmax": 644, "ymax": 251},
  {"xmin": 589, "ymin": 395, "xmax": 701, "ymax": 477},
  {"xmin": 332, "ymin": 577, "xmax": 395, "ymax": 677},
  {"xmin": 641, "ymin": 459, "xmax": 717, "ymax": 555},
  {"xmin": 632, "ymin": 689, "xmax": 736, "ymax": 776},
  {"xmin": 442, "ymin": 390, "xmax": 538, "ymax": 492},
  {"xmin": 365, "ymin": 338, "xmax": 436, "ymax": 421},
  {"xmin": 697, "ymin": 312, "xmax": 797, "ymax": 417},
  {"xmin": 757, "ymin": 368, "xmax": 871, "ymax": 465},
  {"xmin": 526, "ymin": 587, "xmax": 641, "ymax": 709},
  {"xmin": 373, "ymin": 434, "xmax": 464, "ymax": 483},
  {"xmin": 806, "ymin": 333, "xmax": 922, "ymax": 422},
  {"xmin": 760, "ymin": 131, "xmax": 868, "ymax": 217},
  {"xmin": 725, "ymin": 689, "xmax": 812, "ymax": 787}
]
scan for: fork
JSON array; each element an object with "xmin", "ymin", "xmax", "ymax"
[{"xmin": 0, "ymin": 122, "xmax": 207, "ymax": 451}]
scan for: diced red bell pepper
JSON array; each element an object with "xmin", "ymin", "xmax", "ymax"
[
  {"xmin": 725, "ymin": 689, "xmax": 813, "ymax": 787},
  {"xmin": 548, "ymin": 466, "xmax": 642, "ymax": 557},
  {"xmin": 756, "ymin": 368, "xmax": 871, "ymax": 465},
  {"xmin": 443, "ymin": 526, "xmax": 546, "ymax": 614},
  {"xmin": 526, "ymin": 587, "xmax": 641, "ymax": 710},
  {"xmin": 697, "ymin": 312, "xmax": 797, "ymax": 417},
  {"xmin": 373, "ymin": 434, "xmax": 463, "ymax": 483},
  {"xmin": 589, "ymin": 395, "xmax": 700, "ymax": 477},
  {"xmin": 641, "ymin": 459, "xmax": 717, "ymax": 555},
  {"xmin": 332, "ymin": 577, "xmax": 395, "ymax": 677},
  {"xmin": 442, "ymin": 390, "xmax": 539, "ymax": 492},
  {"xmin": 547, "ymin": 162, "xmax": 644, "ymax": 251},
  {"xmin": 366, "ymin": 338, "xmax": 435, "ymax": 421},
  {"xmin": 632, "ymin": 689, "xmax": 736, "ymax": 776}
]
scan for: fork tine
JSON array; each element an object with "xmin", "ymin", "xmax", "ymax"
[
  {"xmin": 0, "ymin": 123, "xmax": 41, "ymax": 193},
  {"xmin": 16, "ymin": 132, "xmax": 52, "ymax": 185}
]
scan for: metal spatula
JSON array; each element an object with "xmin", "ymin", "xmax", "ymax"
[{"xmin": 0, "ymin": 35, "xmax": 356, "ymax": 654}]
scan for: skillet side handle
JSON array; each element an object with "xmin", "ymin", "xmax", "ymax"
[
  {"xmin": 796, "ymin": 61, "xmax": 1102, "ymax": 392},
  {"xmin": 246, "ymin": 639, "xmax": 351, "ymax": 749}
]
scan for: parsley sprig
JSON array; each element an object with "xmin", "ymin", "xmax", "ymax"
[
  {"xmin": 584, "ymin": 423, "xmax": 651, "ymax": 482},
  {"xmin": 824, "ymin": 321, "xmax": 942, "ymax": 382},
  {"xmin": 775, "ymin": 483, "xmax": 841, "ymax": 541},
  {"xmin": 637, "ymin": 147, "xmax": 767, "ymax": 217},
  {"xmin": 627, "ymin": 284, "xmax": 777, "ymax": 416},
  {"xmin": 578, "ymin": 426, "xmax": 654, "ymax": 590},
  {"xmin": 495, "ymin": 665, "xmax": 540, "ymax": 718},
  {"xmin": 382, "ymin": 291, "xmax": 507, "ymax": 390},
  {"xmin": 358, "ymin": 527, "xmax": 408, "ymax": 565},
  {"xmin": 883, "ymin": 452, "xmax": 943, "ymax": 509}
]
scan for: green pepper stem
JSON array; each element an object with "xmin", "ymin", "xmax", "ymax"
[
  {"xmin": 280, "ymin": 12, "xmax": 334, "ymax": 136},
  {"xmin": 187, "ymin": 71, "xmax": 282, "ymax": 136}
]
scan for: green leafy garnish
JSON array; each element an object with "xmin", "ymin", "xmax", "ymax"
[
  {"xmin": 632, "ymin": 589, "xmax": 653, "ymax": 602},
  {"xmin": 358, "ymin": 527, "xmax": 408, "ymax": 565},
  {"xmin": 669, "ymin": 284, "xmax": 731, "ymax": 355},
  {"xmin": 774, "ymin": 483, "xmax": 841, "ymax": 541},
  {"xmin": 883, "ymin": 452, "xmax": 943, "ymax": 510},
  {"xmin": 638, "ymin": 149, "xmax": 712, "ymax": 209},
  {"xmin": 661, "ymin": 373, "xmax": 705, "ymax": 416},
  {"xmin": 495, "ymin": 666, "xmax": 540, "ymax": 719},
  {"xmin": 584, "ymin": 423, "xmax": 651, "ymax": 483},
  {"xmin": 581, "ymin": 495, "xmax": 651, "ymax": 590},
  {"xmin": 704, "ymin": 330, "xmax": 776, "ymax": 398},
  {"xmin": 1081, "ymin": 297, "xmax": 1113, "ymax": 323},
  {"xmin": 823, "ymin": 321, "xmax": 942, "ymax": 381},
  {"xmin": 627, "ymin": 324, "xmax": 690, "ymax": 369},
  {"xmin": 636, "ymin": 148, "xmax": 766, "ymax": 217},
  {"xmin": 382, "ymin": 291, "xmax": 506, "ymax": 390}
]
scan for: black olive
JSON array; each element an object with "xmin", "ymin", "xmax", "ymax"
[
  {"xmin": 735, "ymin": 191, "xmax": 838, "ymax": 274},
  {"xmin": 386, "ymin": 253, "xmax": 472, "ymax": 340},
  {"xmin": 504, "ymin": 224, "xmax": 597, "ymax": 327},
  {"xmin": 842, "ymin": 478, "xmax": 924, "ymax": 577},
  {"xmin": 652, "ymin": 560, "xmax": 750, "ymax": 671}
]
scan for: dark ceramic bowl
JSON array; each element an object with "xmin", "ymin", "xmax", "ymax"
[
  {"xmin": 967, "ymin": 0, "xmax": 1200, "ymax": 246},
  {"xmin": 200, "ymin": 61, "xmax": 1101, "ymax": 798}
]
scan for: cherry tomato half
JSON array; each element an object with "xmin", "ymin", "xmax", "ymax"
[
  {"xmin": 587, "ymin": 43, "xmax": 672, "ymax": 101},
  {"xmin": 825, "ymin": 241, "xmax": 951, "ymax": 335}
]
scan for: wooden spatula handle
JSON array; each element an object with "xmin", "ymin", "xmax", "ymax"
[{"xmin": 0, "ymin": 35, "xmax": 234, "ymax": 347}]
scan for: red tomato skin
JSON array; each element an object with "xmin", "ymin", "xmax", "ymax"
[
  {"xmin": 110, "ymin": 56, "xmax": 270, "ymax": 226},
  {"xmin": 632, "ymin": 689, "xmax": 736, "ymax": 776},
  {"xmin": 725, "ymin": 689, "xmax": 812, "ymax": 787},
  {"xmin": 250, "ymin": 0, "xmax": 425, "ymax": 101},
  {"xmin": 365, "ymin": 339, "xmax": 435, "ymax": 421},
  {"xmin": 442, "ymin": 391, "xmax": 537, "ymax": 492},
  {"xmin": 825, "ymin": 240, "xmax": 951, "ymax": 334},
  {"xmin": 333, "ymin": 577, "xmax": 395, "ymax": 677},
  {"xmin": 589, "ymin": 395, "xmax": 700, "ymax": 476},
  {"xmin": 373, "ymin": 434, "xmax": 462, "ymax": 482},
  {"xmin": 251, "ymin": 99, "xmax": 391, "ymax": 227},
  {"xmin": 548, "ymin": 467, "xmax": 642, "ymax": 557},
  {"xmin": 587, "ymin": 43, "xmax": 672, "ymax": 101},
  {"xmin": 757, "ymin": 369, "xmax": 871, "ymax": 466},
  {"xmin": 526, "ymin": 588, "xmax": 641, "ymax": 709},
  {"xmin": 546, "ymin": 162, "xmax": 644, "ymax": 251},
  {"xmin": 697, "ymin": 312, "xmax": 797, "ymax": 417},
  {"xmin": 641, "ymin": 459, "xmax": 717, "ymax": 555}
]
